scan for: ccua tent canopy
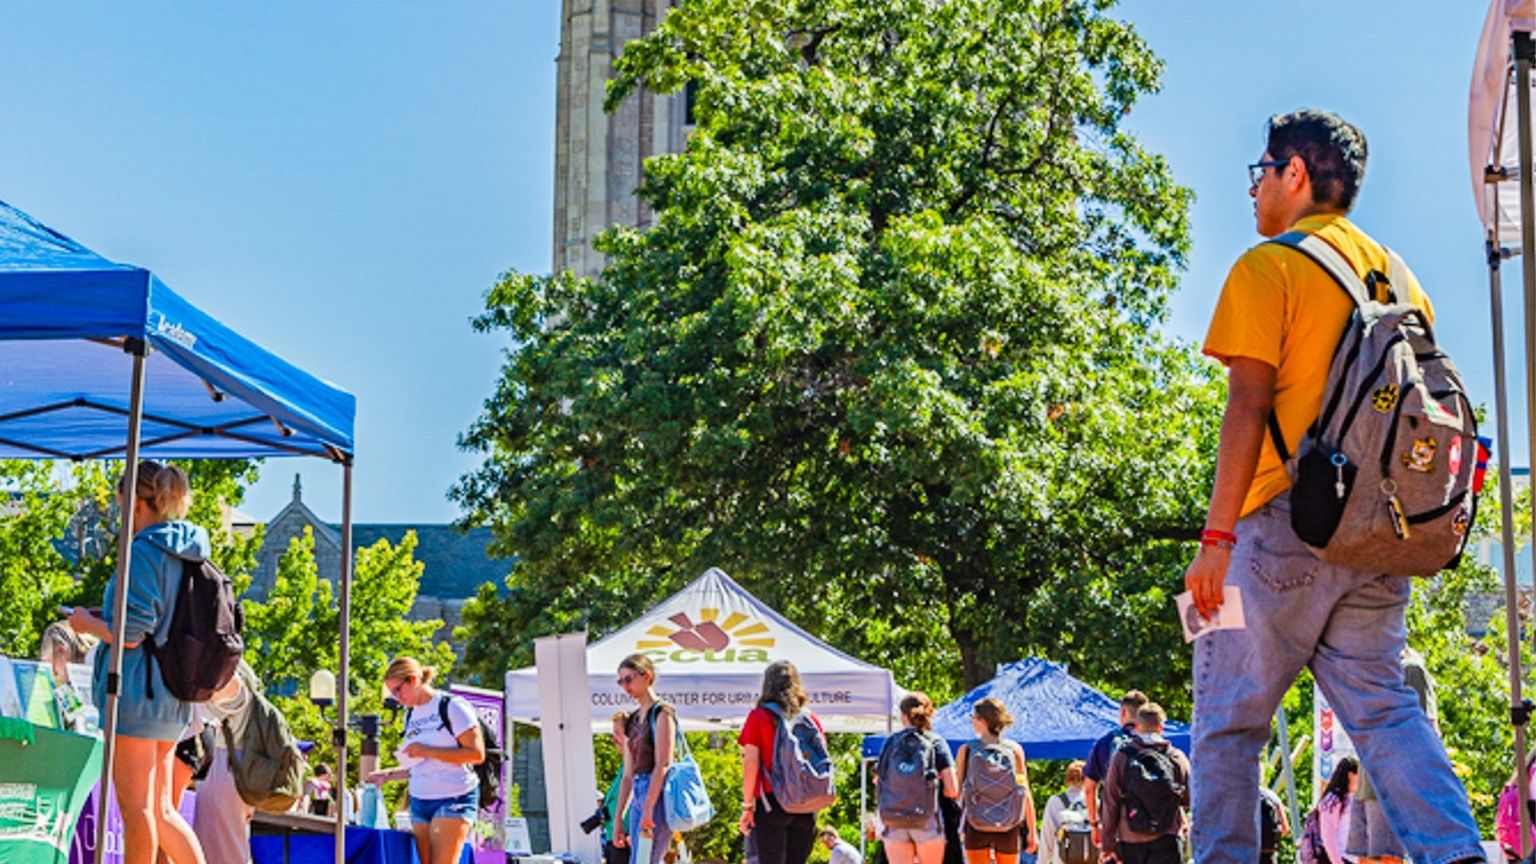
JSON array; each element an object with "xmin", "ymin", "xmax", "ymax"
[
  {"xmin": 859, "ymin": 658, "xmax": 1191, "ymax": 760},
  {"xmin": 0, "ymin": 199, "xmax": 354, "ymax": 460},
  {"xmin": 505, "ymin": 567, "xmax": 902, "ymax": 734},
  {"xmin": 0, "ymin": 196, "xmax": 357, "ymax": 864}
]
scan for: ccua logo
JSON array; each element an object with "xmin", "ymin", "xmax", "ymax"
[{"xmin": 635, "ymin": 610, "xmax": 775, "ymax": 663}]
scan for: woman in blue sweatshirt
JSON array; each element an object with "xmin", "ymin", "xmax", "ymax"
[{"xmin": 70, "ymin": 461, "xmax": 209, "ymax": 864}]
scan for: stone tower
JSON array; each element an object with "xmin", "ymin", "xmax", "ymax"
[{"xmin": 552, "ymin": 0, "xmax": 691, "ymax": 277}]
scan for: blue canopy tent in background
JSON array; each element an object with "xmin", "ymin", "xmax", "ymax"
[
  {"xmin": 0, "ymin": 198, "xmax": 358, "ymax": 864},
  {"xmin": 861, "ymin": 658, "xmax": 1191, "ymax": 760}
]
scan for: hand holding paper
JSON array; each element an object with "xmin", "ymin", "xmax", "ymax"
[{"xmin": 1176, "ymin": 586, "xmax": 1245, "ymax": 643}]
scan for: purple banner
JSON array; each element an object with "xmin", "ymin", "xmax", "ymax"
[
  {"xmin": 450, "ymin": 686, "xmax": 506, "ymax": 864},
  {"xmin": 70, "ymin": 784, "xmax": 196, "ymax": 864}
]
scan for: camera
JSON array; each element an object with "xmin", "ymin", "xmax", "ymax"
[{"xmin": 579, "ymin": 803, "xmax": 608, "ymax": 835}]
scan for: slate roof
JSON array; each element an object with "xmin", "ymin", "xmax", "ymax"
[{"xmin": 345, "ymin": 523, "xmax": 505, "ymax": 598}]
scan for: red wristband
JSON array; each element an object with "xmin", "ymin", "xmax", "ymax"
[{"xmin": 1199, "ymin": 529, "xmax": 1237, "ymax": 547}]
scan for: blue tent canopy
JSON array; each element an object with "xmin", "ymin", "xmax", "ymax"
[
  {"xmin": 0, "ymin": 198, "xmax": 354, "ymax": 460},
  {"xmin": 1, "ymin": 196, "xmax": 359, "ymax": 863},
  {"xmin": 862, "ymin": 658, "xmax": 1192, "ymax": 760}
]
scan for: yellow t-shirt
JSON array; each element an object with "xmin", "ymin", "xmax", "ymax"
[{"xmin": 1202, "ymin": 214, "xmax": 1435, "ymax": 518}]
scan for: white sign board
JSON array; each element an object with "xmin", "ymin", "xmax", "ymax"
[{"xmin": 505, "ymin": 816, "xmax": 533, "ymax": 856}]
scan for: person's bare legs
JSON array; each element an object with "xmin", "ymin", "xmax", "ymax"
[
  {"xmin": 156, "ymin": 754, "xmax": 196, "ymax": 864},
  {"xmin": 429, "ymin": 816, "xmax": 473, "ymax": 864},
  {"xmin": 885, "ymin": 840, "xmax": 918, "ymax": 864},
  {"xmin": 114, "ymin": 735, "xmax": 161, "ymax": 864},
  {"xmin": 413, "ymin": 822, "xmax": 433, "ymax": 864},
  {"xmin": 914, "ymin": 838, "xmax": 946, "ymax": 864},
  {"xmin": 153, "ymin": 741, "xmax": 206, "ymax": 864}
]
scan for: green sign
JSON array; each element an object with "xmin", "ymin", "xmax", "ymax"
[{"xmin": 0, "ymin": 726, "xmax": 101, "ymax": 864}]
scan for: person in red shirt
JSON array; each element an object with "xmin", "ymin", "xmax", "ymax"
[{"xmin": 739, "ymin": 661, "xmax": 824, "ymax": 864}]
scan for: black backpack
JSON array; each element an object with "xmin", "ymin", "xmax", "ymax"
[
  {"xmin": 409, "ymin": 696, "xmax": 503, "ymax": 807},
  {"xmin": 1121, "ymin": 746, "xmax": 1183, "ymax": 834},
  {"xmin": 145, "ymin": 558, "xmax": 244, "ymax": 702}
]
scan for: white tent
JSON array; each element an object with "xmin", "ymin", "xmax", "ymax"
[
  {"xmin": 1470, "ymin": 1, "xmax": 1536, "ymax": 855},
  {"xmin": 504, "ymin": 568, "xmax": 900, "ymax": 733}
]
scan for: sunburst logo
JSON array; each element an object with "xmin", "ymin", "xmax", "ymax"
[{"xmin": 636, "ymin": 609, "xmax": 775, "ymax": 662}]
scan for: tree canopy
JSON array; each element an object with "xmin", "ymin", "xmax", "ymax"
[{"xmin": 455, "ymin": 0, "xmax": 1222, "ymax": 694}]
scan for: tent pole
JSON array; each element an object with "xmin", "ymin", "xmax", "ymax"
[
  {"xmin": 1273, "ymin": 706, "xmax": 1302, "ymax": 848},
  {"xmin": 859, "ymin": 757, "xmax": 868, "ymax": 861},
  {"xmin": 1515, "ymin": 32, "xmax": 1536, "ymax": 859},
  {"xmin": 94, "ymin": 342, "xmax": 148, "ymax": 862},
  {"xmin": 1490, "ymin": 230, "xmax": 1532, "ymax": 856},
  {"xmin": 336, "ymin": 462, "xmax": 354, "ymax": 864}
]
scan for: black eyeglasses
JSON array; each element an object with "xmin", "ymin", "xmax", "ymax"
[{"xmin": 1248, "ymin": 159, "xmax": 1289, "ymax": 189}]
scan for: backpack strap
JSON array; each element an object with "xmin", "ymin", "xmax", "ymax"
[
  {"xmin": 438, "ymin": 696, "xmax": 454, "ymax": 734},
  {"xmin": 1261, "ymin": 231, "xmax": 1380, "ymax": 461}
]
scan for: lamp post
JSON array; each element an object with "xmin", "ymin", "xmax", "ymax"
[{"xmin": 307, "ymin": 670, "xmax": 382, "ymax": 819}]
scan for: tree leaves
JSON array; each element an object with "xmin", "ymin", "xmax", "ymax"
[{"xmin": 455, "ymin": 0, "xmax": 1220, "ymax": 695}]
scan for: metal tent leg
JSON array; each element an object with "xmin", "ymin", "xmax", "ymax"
[
  {"xmin": 336, "ymin": 463, "xmax": 354, "ymax": 864},
  {"xmin": 1513, "ymin": 30, "xmax": 1536, "ymax": 856},
  {"xmin": 94, "ymin": 343, "xmax": 147, "ymax": 861}
]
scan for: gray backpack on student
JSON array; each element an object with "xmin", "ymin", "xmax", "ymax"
[
  {"xmin": 1267, "ymin": 232, "xmax": 1478, "ymax": 577},
  {"xmin": 764, "ymin": 703, "xmax": 835, "ymax": 813},
  {"xmin": 962, "ymin": 739, "xmax": 1026, "ymax": 831},
  {"xmin": 878, "ymin": 728, "xmax": 941, "ymax": 829}
]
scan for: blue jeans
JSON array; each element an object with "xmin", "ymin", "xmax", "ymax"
[
  {"xmin": 627, "ymin": 775, "xmax": 672, "ymax": 864},
  {"xmin": 1191, "ymin": 497, "xmax": 1482, "ymax": 864}
]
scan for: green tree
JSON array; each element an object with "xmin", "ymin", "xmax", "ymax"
[
  {"xmin": 243, "ymin": 527, "xmax": 455, "ymax": 797},
  {"xmin": 1, "ymin": 458, "xmax": 265, "ymax": 657},
  {"xmin": 0, "ymin": 461, "xmax": 79, "ymax": 656},
  {"xmin": 455, "ymin": 0, "xmax": 1219, "ymax": 692}
]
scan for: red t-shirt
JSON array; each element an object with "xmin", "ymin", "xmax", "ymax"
[{"xmin": 737, "ymin": 706, "xmax": 824, "ymax": 799}]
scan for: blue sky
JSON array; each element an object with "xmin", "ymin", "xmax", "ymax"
[{"xmin": 0, "ymin": 3, "xmax": 1506, "ymax": 524}]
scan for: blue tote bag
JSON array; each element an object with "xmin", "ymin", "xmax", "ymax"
[{"xmin": 653, "ymin": 712, "xmax": 714, "ymax": 832}]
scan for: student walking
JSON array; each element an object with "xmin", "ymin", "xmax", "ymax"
[
  {"xmin": 1083, "ymin": 691, "xmax": 1147, "ymax": 852},
  {"xmin": 611, "ymin": 654, "xmax": 676, "ymax": 864},
  {"xmin": 954, "ymin": 698, "xmax": 1036, "ymax": 864},
  {"xmin": 739, "ymin": 660, "xmax": 834, "ymax": 864},
  {"xmin": 1039, "ymin": 762, "xmax": 1090, "ymax": 864},
  {"xmin": 68, "ymin": 461, "xmax": 208, "ymax": 864},
  {"xmin": 1185, "ymin": 108, "xmax": 1483, "ymax": 864},
  {"xmin": 876, "ymin": 693, "xmax": 959, "ymax": 864},
  {"xmin": 368, "ymin": 656, "xmax": 486, "ymax": 864},
  {"xmin": 1099, "ymin": 704, "xmax": 1189, "ymax": 864}
]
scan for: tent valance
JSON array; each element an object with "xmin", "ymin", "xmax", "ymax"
[{"xmin": 505, "ymin": 568, "xmax": 900, "ymax": 734}]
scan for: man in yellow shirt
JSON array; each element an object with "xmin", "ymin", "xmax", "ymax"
[{"xmin": 1183, "ymin": 110, "xmax": 1481, "ymax": 864}]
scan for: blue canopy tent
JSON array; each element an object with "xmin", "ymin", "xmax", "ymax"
[
  {"xmin": 0, "ymin": 198, "xmax": 358, "ymax": 863},
  {"xmin": 860, "ymin": 658, "xmax": 1191, "ymax": 759}
]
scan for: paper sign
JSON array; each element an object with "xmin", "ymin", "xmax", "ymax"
[
  {"xmin": 1176, "ymin": 586, "xmax": 1245, "ymax": 642},
  {"xmin": 504, "ymin": 816, "xmax": 532, "ymax": 856}
]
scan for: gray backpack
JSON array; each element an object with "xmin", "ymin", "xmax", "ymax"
[
  {"xmin": 962, "ymin": 739, "xmax": 1026, "ymax": 831},
  {"xmin": 877, "ymin": 728, "xmax": 941, "ymax": 829},
  {"xmin": 1267, "ymin": 232, "xmax": 1477, "ymax": 577},
  {"xmin": 764, "ymin": 703, "xmax": 835, "ymax": 813}
]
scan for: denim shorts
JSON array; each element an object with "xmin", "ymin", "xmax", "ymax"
[{"xmin": 409, "ymin": 789, "xmax": 480, "ymax": 824}]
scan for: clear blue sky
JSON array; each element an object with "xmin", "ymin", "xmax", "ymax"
[{"xmin": 0, "ymin": 2, "xmax": 1510, "ymax": 524}]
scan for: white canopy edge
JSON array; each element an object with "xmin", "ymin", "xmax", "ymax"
[
  {"xmin": 1471, "ymin": 0, "xmax": 1536, "ymax": 243},
  {"xmin": 503, "ymin": 567, "xmax": 901, "ymax": 735}
]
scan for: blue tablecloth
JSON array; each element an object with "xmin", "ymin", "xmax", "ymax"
[{"xmin": 250, "ymin": 825, "xmax": 475, "ymax": 864}]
